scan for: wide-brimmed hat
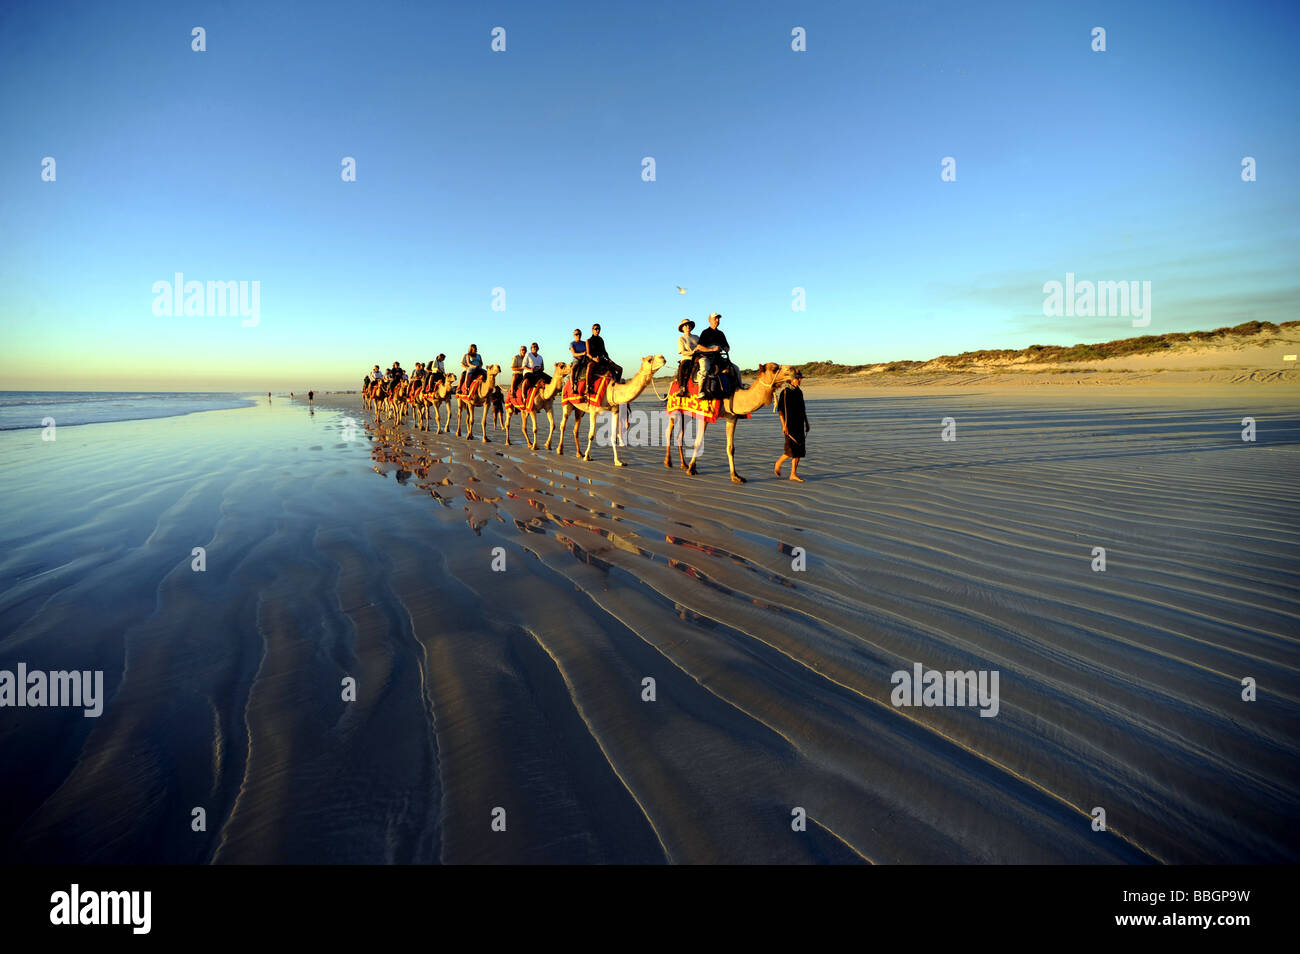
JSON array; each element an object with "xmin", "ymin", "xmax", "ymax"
[{"xmin": 678, "ymin": 318, "xmax": 695, "ymax": 332}]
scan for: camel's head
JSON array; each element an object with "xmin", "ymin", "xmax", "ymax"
[
  {"xmin": 554, "ymin": 362, "xmax": 570, "ymax": 376},
  {"xmin": 484, "ymin": 364, "xmax": 502, "ymax": 375},
  {"xmin": 760, "ymin": 363, "xmax": 796, "ymax": 386},
  {"xmin": 642, "ymin": 354, "xmax": 667, "ymax": 373}
]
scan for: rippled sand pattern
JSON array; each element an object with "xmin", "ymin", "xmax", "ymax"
[{"xmin": 1, "ymin": 395, "xmax": 1296, "ymax": 863}]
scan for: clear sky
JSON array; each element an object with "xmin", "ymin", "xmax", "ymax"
[{"xmin": 2, "ymin": 0, "xmax": 1297, "ymax": 390}]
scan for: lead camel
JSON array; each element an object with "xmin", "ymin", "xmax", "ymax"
[{"xmin": 664, "ymin": 362, "xmax": 795, "ymax": 483}]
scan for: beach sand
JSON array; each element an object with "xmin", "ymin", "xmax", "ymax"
[{"xmin": 1, "ymin": 382, "xmax": 1297, "ymax": 863}]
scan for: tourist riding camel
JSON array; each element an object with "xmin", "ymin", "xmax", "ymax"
[
  {"xmin": 567, "ymin": 329, "xmax": 587, "ymax": 382},
  {"xmin": 582, "ymin": 323, "xmax": 622, "ymax": 389},
  {"xmin": 675, "ymin": 318, "xmax": 699, "ymax": 388},
  {"xmin": 665, "ymin": 361, "xmax": 795, "ymax": 483},
  {"xmin": 555, "ymin": 354, "xmax": 667, "ymax": 464},
  {"xmin": 455, "ymin": 363, "xmax": 502, "ymax": 441},
  {"xmin": 459, "ymin": 345, "xmax": 484, "ymax": 391},
  {"xmin": 521, "ymin": 342, "xmax": 549, "ymax": 391},
  {"xmin": 425, "ymin": 368, "xmax": 456, "ymax": 433},
  {"xmin": 509, "ymin": 345, "xmax": 528, "ymax": 395},
  {"xmin": 504, "ymin": 361, "xmax": 570, "ymax": 450},
  {"xmin": 694, "ymin": 312, "xmax": 737, "ymax": 398}
]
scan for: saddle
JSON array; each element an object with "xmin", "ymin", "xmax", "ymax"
[
  {"xmin": 666, "ymin": 376, "xmax": 722, "ymax": 422},
  {"xmin": 700, "ymin": 359, "xmax": 740, "ymax": 400},
  {"xmin": 562, "ymin": 372, "xmax": 613, "ymax": 406},
  {"xmin": 508, "ymin": 381, "xmax": 540, "ymax": 409}
]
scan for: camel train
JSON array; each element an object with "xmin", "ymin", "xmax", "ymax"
[{"xmin": 361, "ymin": 345, "xmax": 794, "ymax": 482}]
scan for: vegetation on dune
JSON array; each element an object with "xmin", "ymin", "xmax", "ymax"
[{"xmin": 758, "ymin": 320, "xmax": 1296, "ymax": 377}]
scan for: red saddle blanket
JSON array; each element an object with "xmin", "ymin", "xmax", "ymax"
[
  {"xmin": 561, "ymin": 373, "xmax": 613, "ymax": 407},
  {"xmin": 508, "ymin": 382, "xmax": 542, "ymax": 410},
  {"xmin": 666, "ymin": 378, "xmax": 723, "ymax": 422}
]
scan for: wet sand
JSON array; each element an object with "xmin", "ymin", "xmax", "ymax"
[{"xmin": 1, "ymin": 388, "xmax": 1297, "ymax": 863}]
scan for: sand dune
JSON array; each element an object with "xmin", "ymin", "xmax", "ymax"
[
  {"xmin": 801, "ymin": 323, "xmax": 1300, "ymax": 392},
  {"xmin": 0, "ymin": 389, "xmax": 1296, "ymax": 863}
]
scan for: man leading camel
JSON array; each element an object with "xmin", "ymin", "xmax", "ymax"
[{"xmin": 774, "ymin": 368, "xmax": 810, "ymax": 482}]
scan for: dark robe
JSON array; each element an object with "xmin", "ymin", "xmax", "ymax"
[{"xmin": 776, "ymin": 386, "xmax": 807, "ymax": 458}]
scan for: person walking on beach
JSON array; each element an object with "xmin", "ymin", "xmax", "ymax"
[
  {"xmin": 774, "ymin": 369, "xmax": 809, "ymax": 482},
  {"xmin": 267, "ymin": 391, "xmax": 271, "ymax": 403},
  {"xmin": 308, "ymin": 390, "xmax": 314, "ymax": 406}
]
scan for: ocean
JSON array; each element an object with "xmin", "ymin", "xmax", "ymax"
[{"xmin": 0, "ymin": 392, "xmax": 258, "ymax": 431}]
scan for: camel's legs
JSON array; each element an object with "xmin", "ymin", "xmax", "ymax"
[
  {"xmin": 582, "ymin": 410, "xmax": 597, "ymax": 460},
  {"xmin": 686, "ymin": 420, "xmax": 709, "ymax": 475},
  {"xmin": 565, "ymin": 409, "xmax": 583, "ymax": 456},
  {"xmin": 663, "ymin": 414, "xmax": 676, "ymax": 467},
  {"xmin": 555, "ymin": 406, "xmax": 569, "ymax": 455},
  {"xmin": 479, "ymin": 403, "xmax": 490, "ymax": 442},
  {"xmin": 610, "ymin": 408, "xmax": 626, "ymax": 466},
  {"xmin": 542, "ymin": 406, "xmax": 555, "ymax": 450},
  {"xmin": 725, "ymin": 416, "xmax": 744, "ymax": 483}
]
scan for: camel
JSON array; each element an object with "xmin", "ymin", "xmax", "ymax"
[
  {"xmin": 424, "ymin": 375, "xmax": 456, "ymax": 433},
  {"xmin": 389, "ymin": 378, "xmax": 411, "ymax": 424},
  {"xmin": 374, "ymin": 379, "xmax": 397, "ymax": 421},
  {"xmin": 503, "ymin": 363, "xmax": 570, "ymax": 449},
  {"xmin": 454, "ymin": 364, "xmax": 502, "ymax": 441},
  {"xmin": 555, "ymin": 354, "xmax": 666, "ymax": 465},
  {"xmin": 362, "ymin": 380, "xmax": 377, "ymax": 415},
  {"xmin": 664, "ymin": 362, "xmax": 794, "ymax": 483}
]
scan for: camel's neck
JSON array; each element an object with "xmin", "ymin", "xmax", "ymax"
[
  {"xmin": 729, "ymin": 376, "xmax": 776, "ymax": 415},
  {"xmin": 542, "ymin": 373, "xmax": 567, "ymax": 400},
  {"xmin": 476, "ymin": 371, "xmax": 498, "ymax": 398},
  {"xmin": 607, "ymin": 366, "xmax": 655, "ymax": 405}
]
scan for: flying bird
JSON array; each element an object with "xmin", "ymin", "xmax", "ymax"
[{"xmin": 676, "ymin": 286, "xmax": 687, "ymax": 294}]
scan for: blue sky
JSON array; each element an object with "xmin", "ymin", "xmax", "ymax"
[{"xmin": 1, "ymin": 0, "xmax": 1297, "ymax": 389}]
